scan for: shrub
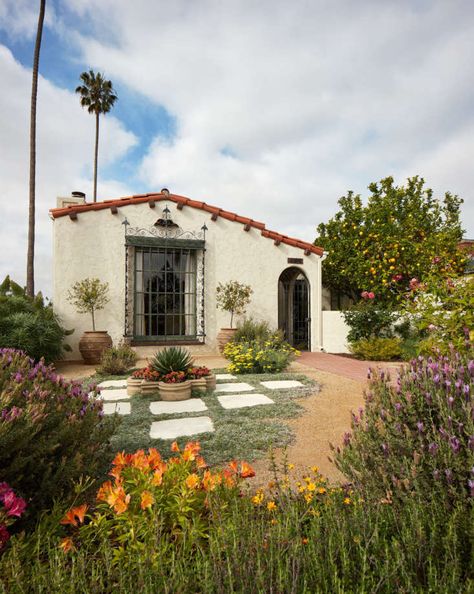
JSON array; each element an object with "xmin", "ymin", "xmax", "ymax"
[
  {"xmin": 161, "ymin": 371, "xmax": 187, "ymax": 384},
  {"xmin": 96, "ymin": 342, "xmax": 137, "ymax": 375},
  {"xmin": 404, "ymin": 273, "xmax": 474, "ymax": 355},
  {"xmin": 0, "ymin": 349, "xmax": 115, "ymax": 516},
  {"xmin": 342, "ymin": 298, "xmax": 399, "ymax": 343},
  {"xmin": 349, "ymin": 337, "xmax": 403, "ymax": 360},
  {"xmin": 216, "ymin": 281, "xmax": 253, "ymax": 328},
  {"xmin": 224, "ymin": 337, "xmax": 298, "ymax": 374},
  {"xmin": 335, "ymin": 347, "xmax": 474, "ymax": 506},
  {"xmin": 67, "ymin": 278, "xmax": 109, "ymax": 331},
  {"xmin": 232, "ymin": 318, "xmax": 273, "ymax": 343},
  {"xmin": 0, "ymin": 276, "xmax": 71, "ymax": 363},
  {"xmin": 59, "ymin": 442, "xmax": 255, "ymax": 558}
]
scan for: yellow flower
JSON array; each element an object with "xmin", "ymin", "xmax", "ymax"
[
  {"xmin": 304, "ymin": 493, "xmax": 313, "ymax": 503},
  {"xmin": 318, "ymin": 487, "xmax": 326, "ymax": 494},
  {"xmin": 288, "ymin": 464, "xmax": 295, "ymax": 471},
  {"xmin": 252, "ymin": 491, "xmax": 264, "ymax": 506},
  {"xmin": 311, "ymin": 466, "xmax": 319, "ymax": 473},
  {"xmin": 306, "ymin": 482, "xmax": 316, "ymax": 492},
  {"xmin": 267, "ymin": 501, "xmax": 277, "ymax": 512},
  {"xmin": 343, "ymin": 497, "xmax": 351, "ymax": 505}
]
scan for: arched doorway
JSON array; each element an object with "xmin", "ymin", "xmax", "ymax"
[{"xmin": 278, "ymin": 267, "xmax": 310, "ymax": 350}]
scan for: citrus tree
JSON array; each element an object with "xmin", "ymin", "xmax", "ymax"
[{"xmin": 315, "ymin": 176, "xmax": 466, "ymax": 306}]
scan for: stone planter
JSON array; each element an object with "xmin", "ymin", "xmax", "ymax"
[
  {"xmin": 158, "ymin": 380, "xmax": 192, "ymax": 401},
  {"xmin": 127, "ymin": 377, "xmax": 143, "ymax": 396},
  {"xmin": 217, "ymin": 328, "xmax": 237, "ymax": 353},
  {"xmin": 205, "ymin": 373, "xmax": 217, "ymax": 391},
  {"xmin": 79, "ymin": 331, "xmax": 112, "ymax": 365},
  {"xmin": 141, "ymin": 380, "xmax": 161, "ymax": 395},
  {"xmin": 190, "ymin": 378, "xmax": 207, "ymax": 393}
]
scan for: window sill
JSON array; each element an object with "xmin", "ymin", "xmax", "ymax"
[{"xmin": 130, "ymin": 339, "xmax": 205, "ymax": 347}]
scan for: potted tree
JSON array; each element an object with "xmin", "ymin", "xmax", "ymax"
[
  {"xmin": 67, "ymin": 278, "xmax": 111, "ymax": 364},
  {"xmin": 216, "ymin": 281, "xmax": 253, "ymax": 352}
]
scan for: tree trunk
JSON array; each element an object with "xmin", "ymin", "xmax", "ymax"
[
  {"xmin": 93, "ymin": 111, "xmax": 99, "ymax": 202},
  {"xmin": 26, "ymin": 0, "xmax": 46, "ymax": 298}
]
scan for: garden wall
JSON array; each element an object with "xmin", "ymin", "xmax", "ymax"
[{"xmin": 322, "ymin": 311, "xmax": 350, "ymax": 353}]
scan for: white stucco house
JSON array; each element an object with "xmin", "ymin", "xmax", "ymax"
[{"xmin": 50, "ymin": 190, "xmax": 336, "ymax": 359}]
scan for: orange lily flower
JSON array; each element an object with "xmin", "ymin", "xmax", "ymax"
[
  {"xmin": 171, "ymin": 441, "xmax": 180, "ymax": 452},
  {"xmin": 195, "ymin": 456, "xmax": 207, "ymax": 469},
  {"xmin": 140, "ymin": 490, "xmax": 154, "ymax": 510},
  {"xmin": 59, "ymin": 537, "xmax": 75, "ymax": 552},
  {"xmin": 151, "ymin": 469, "xmax": 164, "ymax": 486},
  {"xmin": 112, "ymin": 451, "xmax": 128, "ymax": 468},
  {"xmin": 60, "ymin": 508, "xmax": 78, "ymax": 527},
  {"xmin": 185, "ymin": 473, "xmax": 200, "ymax": 490},
  {"xmin": 72, "ymin": 503, "xmax": 88, "ymax": 524},
  {"xmin": 239, "ymin": 462, "xmax": 255, "ymax": 479},
  {"xmin": 147, "ymin": 448, "xmax": 162, "ymax": 469}
]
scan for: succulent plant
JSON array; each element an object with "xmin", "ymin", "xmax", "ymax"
[{"xmin": 151, "ymin": 347, "xmax": 194, "ymax": 376}]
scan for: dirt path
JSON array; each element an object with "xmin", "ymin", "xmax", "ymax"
[{"xmin": 251, "ymin": 362, "xmax": 366, "ymax": 486}]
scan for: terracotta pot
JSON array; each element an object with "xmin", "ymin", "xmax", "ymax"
[
  {"xmin": 79, "ymin": 331, "xmax": 112, "ymax": 365},
  {"xmin": 190, "ymin": 378, "xmax": 207, "ymax": 393},
  {"xmin": 141, "ymin": 380, "xmax": 161, "ymax": 395},
  {"xmin": 127, "ymin": 377, "xmax": 143, "ymax": 396},
  {"xmin": 217, "ymin": 328, "xmax": 237, "ymax": 353},
  {"xmin": 205, "ymin": 373, "xmax": 217, "ymax": 391},
  {"xmin": 158, "ymin": 380, "xmax": 192, "ymax": 401}
]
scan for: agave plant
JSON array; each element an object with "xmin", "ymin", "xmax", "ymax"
[{"xmin": 151, "ymin": 347, "xmax": 194, "ymax": 375}]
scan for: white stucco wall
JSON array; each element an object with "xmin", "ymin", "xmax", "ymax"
[
  {"xmin": 52, "ymin": 200, "xmax": 324, "ymax": 359},
  {"xmin": 321, "ymin": 311, "xmax": 350, "ymax": 353}
]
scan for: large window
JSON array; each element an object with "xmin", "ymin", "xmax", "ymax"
[{"xmin": 134, "ymin": 247, "xmax": 197, "ymax": 339}]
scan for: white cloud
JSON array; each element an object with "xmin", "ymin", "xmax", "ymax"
[
  {"xmin": 68, "ymin": 0, "xmax": 474, "ymax": 237},
  {"xmin": 0, "ymin": 45, "xmax": 137, "ymax": 293}
]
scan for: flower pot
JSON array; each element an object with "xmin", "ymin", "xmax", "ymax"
[
  {"xmin": 217, "ymin": 328, "xmax": 237, "ymax": 353},
  {"xmin": 205, "ymin": 373, "xmax": 217, "ymax": 391},
  {"xmin": 190, "ymin": 378, "xmax": 207, "ymax": 393},
  {"xmin": 141, "ymin": 380, "xmax": 161, "ymax": 395},
  {"xmin": 127, "ymin": 377, "xmax": 143, "ymax": 396},
  {"xmin": 158, "ymin": 380, "xmax": 192, "ymax": 401},
  {"xmin": 79, "ymin": 331, "xmax": 112, "ymax": 365}
]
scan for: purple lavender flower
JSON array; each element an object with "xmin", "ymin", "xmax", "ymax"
[
  {"xmin": 425, "ymin": 392, "xmax": 432, "ymax": 405},
  {"xmin": 468, "ymin": 360, "xmax": 474, "ymax": 377},
  {"xmin": 468, "ymin": 436, "xmax": 474, "ymax": 451},
  {"xmin": 447, "ymin": 396, "xmax": 454, "ymax": 408},
  {"xmin": 343, "ymin": 432, "xmax": 351, "ymax": 446},
  {"xmin": 468, "ymin": 480, "xmax": 474, "ymax": 497},
  {"xmin": 433, "ymin": 374, "xmax": 440, "ymax": 385},
  {"xmin": 428, "ymin": 443, "xmax": 439, "ymax": 456},
  {"xmin": 394, "ymin": 403, "xmax": 402, "ymax": 413},
  {"xmin": 445, "ymin": 469, "xmax": 453, "ymax": 484},
  {"xmin": 449, "ymin": 437, "xmax": 460, "ymax": 454},
  {"xmin": 416, "ymin": 421, "xmax": 424, "ymax": 433},
  {"xmin": 433, "ymin": 470, "xmax": 440, "ymax": 480}
]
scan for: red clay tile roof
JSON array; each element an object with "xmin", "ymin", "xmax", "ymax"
[{"xmin": 50, "ymin": 191, "xmax": 324, "ymax": 256}]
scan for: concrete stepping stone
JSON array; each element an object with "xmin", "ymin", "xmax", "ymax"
[
  {"xmin": 149, "ymin": 417, "xmax": 214, "ymax": 440},
  {"xmin": 97, "ymin": 380, "xmax": 127, "ymax": 389},
  {"xmin": 97, "ymin": 388, "xmax": 130, "ymax": 401},
  {"xmin": 215, "ymin": 373, "xmax": 238, "ymax": 381},
  {"xmin": 103, "ymin": 402, "xmax": 131, "ymax": 415},
  {"xmin": 215, "ymin": 382, "xmax": 255, "ymax": 393},
  {"xmin": 217, "ymin": 393, "xmax": 274, "ymax": 410},
  {"xmin": 260, "ymin": 380, "xmax": 304, "ymax": 390},
  {"xmin": 150, "ymin": 399, "xmax": 207, "ymax": 415}
]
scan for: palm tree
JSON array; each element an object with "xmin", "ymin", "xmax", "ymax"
[
  {"xmin": 26, "ymin": 0, "xmax": 46, "ymax": 298},
  {"xmin": 75, "ymin": 71, "xmax": 118, "ymax": 202}
]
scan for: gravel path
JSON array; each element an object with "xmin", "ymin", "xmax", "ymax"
[{"xmin": 250, "ymin": 362, "xmax": 366, "ymax": 486}]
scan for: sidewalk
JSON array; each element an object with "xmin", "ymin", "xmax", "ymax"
[{"xmin": 297, "ymin": 351, "xmax": 401, "ymax": 382}]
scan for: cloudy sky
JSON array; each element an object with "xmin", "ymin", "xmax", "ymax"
[{"xmin": 0, "ymin": 0, "xmax": 473, "ymax": 294}]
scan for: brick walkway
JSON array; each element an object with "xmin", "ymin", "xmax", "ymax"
[{"xmin": 297, "ymin": 351, "xmax": 401, "ymax": 382}]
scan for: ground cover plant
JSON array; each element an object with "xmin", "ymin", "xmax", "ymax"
[
  {"xmin": 97, "ymin": 371, "xmax": 315, "ymax": 466},
  {"xmin": 96, "ymin": 341, "xmax": 137, "ymax": 375},
  {"xmin": 0, "ymin": 276, "xmax": 71, "ymax": 362},
  {"xmin": 0, "ymin": 348, "xmax": 115, "ymax": 517}
]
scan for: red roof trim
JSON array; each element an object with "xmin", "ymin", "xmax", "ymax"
[{"xmin": 50, "ymin": 192, "xmax": 323, "ymax": 256}]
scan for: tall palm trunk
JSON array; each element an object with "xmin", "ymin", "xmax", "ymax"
[
  {"xmin": 26, "ymin": 0, "xmax": 46, "ymax": 298},
  {"xmin": 93, "ymin": 111, "xmax": 99, "ymax": 202}
]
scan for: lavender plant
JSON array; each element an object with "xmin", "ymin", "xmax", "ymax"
[
  {"xmin": 336, "ymin": 345, "xmax": 474, "ymax": 505},
  {"xmin": 0, "ymin": 349, "xmax": 115, "ymax": 516}
]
